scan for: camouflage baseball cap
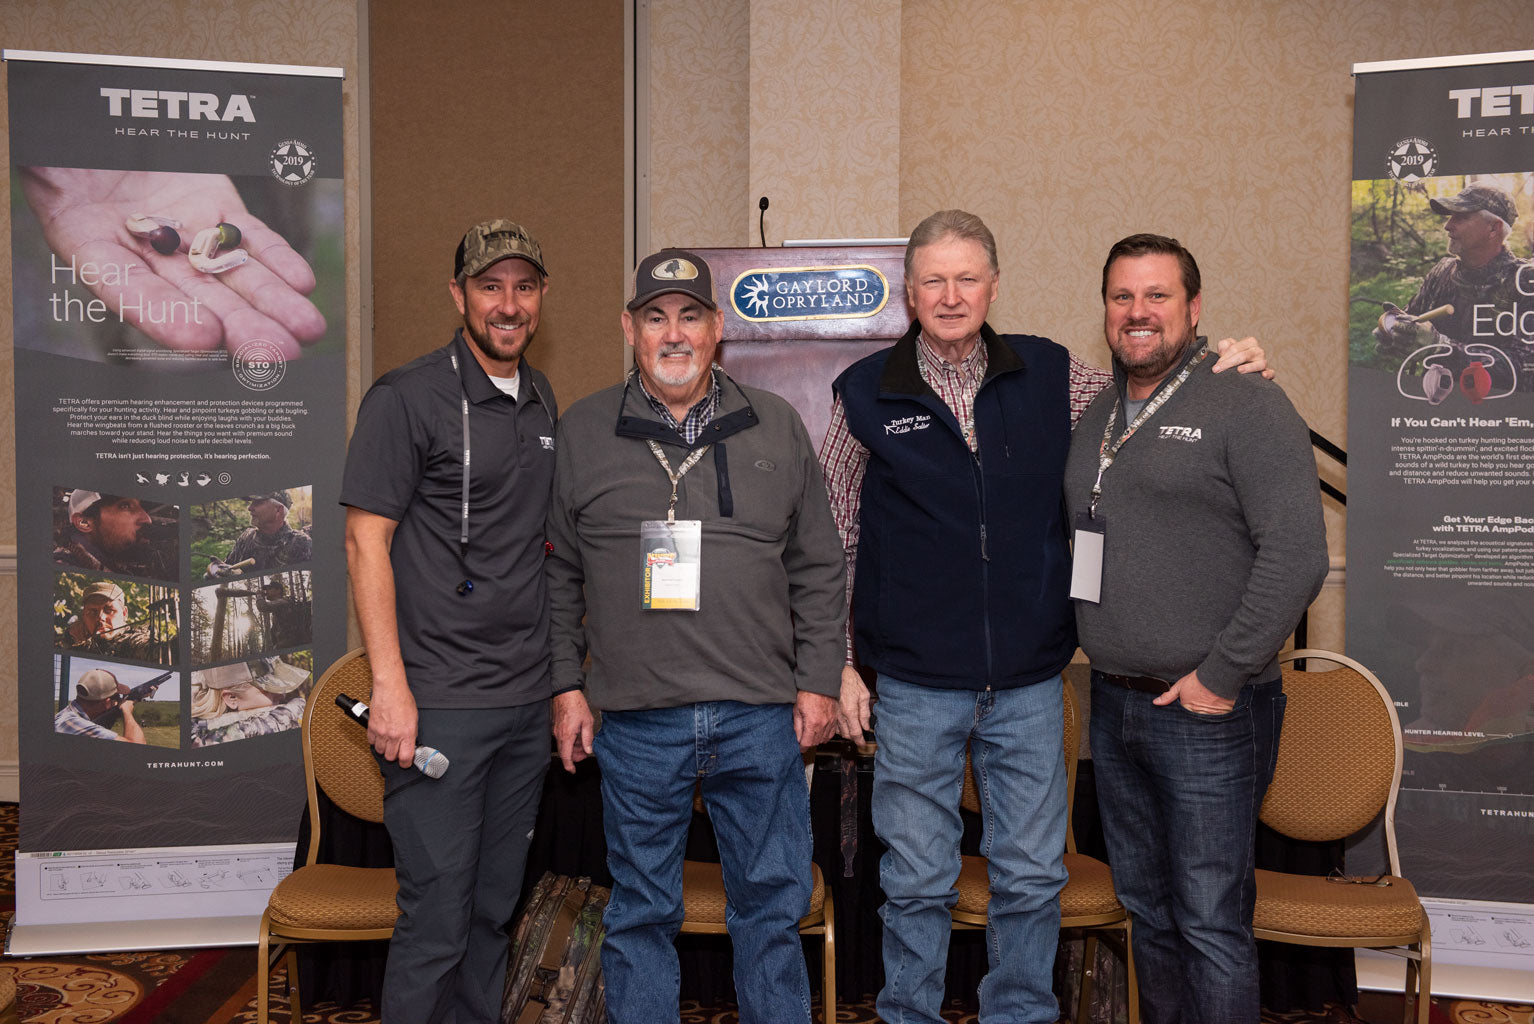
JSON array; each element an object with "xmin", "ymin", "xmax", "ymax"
[
  {"xmin": 248, "ymin": 490, "xmax": 290, "ymax": 510},
  {"xmin": 1429, "ymin": 183, "xmax": 1518, "ymax": 225},
  {"xmin": 455, "ymin": 219, "xmax": 548, "ymax": 279},
  {"xmin": 626, "ymin": 248, "xmax": 717, "ymax": 311},
  {"xmin": 75, "ymin": 668, "xmax": 119, "ymax": 700},
  {"xmin": 81, "ymin": 581, "xmax": 126, "ymax": 604}
]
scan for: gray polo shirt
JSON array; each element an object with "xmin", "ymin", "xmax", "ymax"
[{"xmin": 341, "ymin": 331, "xmax": 559, "ymax": 708}]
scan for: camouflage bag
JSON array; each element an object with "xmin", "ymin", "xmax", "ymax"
[{"xmin": 502, "ymin": 873, "xmax": 608, "ymax": 1024}]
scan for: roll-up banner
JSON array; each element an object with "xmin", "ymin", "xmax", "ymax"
[
  {"xmin": 1348, "ymin": 50, "xmax": 1534, "ymax": 989},
  {"xmin": 5, "ymin": 50, "xmax": 346, "ymax": 954}
]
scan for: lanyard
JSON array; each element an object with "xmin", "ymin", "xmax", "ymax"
[
  {"xmin": 1088, "ymin": 343, "xmax": 1208, "ymax": 519},
  {"xmin": 646, "ymin": 440, "xmax": 711, "ymax": 523},
  {"xmin": 449, "ymin": 353, "xmax": 472, "ymax": 550}
]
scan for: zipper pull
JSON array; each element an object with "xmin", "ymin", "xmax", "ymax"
[{"xmin": 980, "ymin": 523, "xmax": 990, "ymax": 561}]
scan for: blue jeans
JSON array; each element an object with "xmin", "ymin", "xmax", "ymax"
[
  {"xmin": 1089, "ymin": 674, "xmax": 1286, "ymax": 1024},
  {"xmin": 872, "ymin": 675, "xmax": 1068, "ymax": 1024},
  {"xmin": 594, "ymin": 701, "xmax": 812, "ymax": 1024}
]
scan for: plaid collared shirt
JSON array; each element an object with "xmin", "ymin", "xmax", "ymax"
[
  {"xmin": 636, "ymin": 366, "xmax": 722, "ymax": 444},
  {"xmin": 53, "ymin": 701, "xmax": 119, "ymax": 740},
  {"xmin": 819, "ymin": 334, "xmax": 1112, "ymax": 661}
]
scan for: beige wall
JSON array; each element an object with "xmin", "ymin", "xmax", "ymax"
[
  {"xmin": 0, "ymin": 0, "xmax": 364, "ymax": 782},
  {"xmin": 645, "ymin": 0, "xmax": 1534, "ymax": 658}
]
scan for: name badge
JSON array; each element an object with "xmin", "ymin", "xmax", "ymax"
[
  {"xmin": 1070, "ymin": 512, "xmax": 1104, "ymax": 604},
  {"xmin": 641, "ymin": 520, "xmax": 702, "ymax": 610}
]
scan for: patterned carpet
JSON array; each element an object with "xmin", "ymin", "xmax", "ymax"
[{"xmin": 0, "ymin": 804, "xmax": 1527, "ymax": 1022}]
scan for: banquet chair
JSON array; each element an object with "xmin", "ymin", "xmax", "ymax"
[
  {"xmin": 257, "ymin": 649, "xmax": 399, "ymax": 1023},
  {"xmin": 1255, "ymin": 649, "xmax": 1432, "ymax": 1024}
]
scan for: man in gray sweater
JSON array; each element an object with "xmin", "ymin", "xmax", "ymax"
[
  {"xmin": 1063, "ymin": 234, "xmax": 1328, "ymax": 1024},
  {"xmin": 548, "ymin": 249, "xmax": 845, "ymax": 1023}
]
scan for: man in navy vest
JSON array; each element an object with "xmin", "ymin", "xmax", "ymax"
[{"xmin": 819, "ymin": 209, "xmax": 1267, "ymax": 1023}]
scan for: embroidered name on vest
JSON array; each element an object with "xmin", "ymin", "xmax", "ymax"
[{"xmin": 884, "ymin": 414, "xmax": 933, "ymax": 435}]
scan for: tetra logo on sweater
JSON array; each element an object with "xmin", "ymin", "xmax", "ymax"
[{"xmin": 1159, "ymin": 425, "xmax": 1202, "ymax": 442}]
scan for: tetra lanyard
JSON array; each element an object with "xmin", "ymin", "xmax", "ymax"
[
  {"xmin": 449, "ymin": 354, "xmax": 472, "ymax": 550},
  {"xmin": 646, "ymin": 441, "xmax": 711, "ymax": 523},
  {"xmin": 1087, "ymin": 343, "xmax": 1208, "ymax": 520}
]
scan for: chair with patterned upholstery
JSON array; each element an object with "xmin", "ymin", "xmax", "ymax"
[
  {"xmin": 679, "ymin": 784, "xmax": 837, "ymax": 1022},
  {"xmin": 1256, "ymin": 650, "xmax": 1431, "ymax": 1024},
  {"xmin": 952, "ymin": 677, "xmax": 1137, "ymax": 1023},
  {"xmin": 257, "ymin": 648, "xmax": 399, "ymax": 1023}
]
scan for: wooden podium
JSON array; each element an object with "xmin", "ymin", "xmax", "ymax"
[{"xmin": 689, "ymin": 244, "xmax": 910, "ymax": 445}]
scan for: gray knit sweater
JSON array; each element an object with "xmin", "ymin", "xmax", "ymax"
[{"xmin": 1063, "ymin": 343, "xmax": 1329, "ymax": 698}]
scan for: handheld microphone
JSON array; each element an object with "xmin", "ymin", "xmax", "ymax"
[
  {"xmin": 758, "ymin": 196, "xmax": 769, "ymax": 247},
  {"xmin": 336, "ymin": 693, "xmax": 450, "ymax": 779}
]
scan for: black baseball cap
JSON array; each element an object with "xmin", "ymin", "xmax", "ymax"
[{"xmin": 626, "ymin": 249, "xmax": 717, "ymax": 311}]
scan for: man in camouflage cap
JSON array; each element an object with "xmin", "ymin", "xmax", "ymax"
[
  {"xmin": 341, "ymin": 218, "xmax": 558, "ymax": 1024},
  {"xmin": 62, "ymin": 581, "xmax": 175, "ymax": 666},
  {"xmin": 1379, "ymin": 182, "xmax": 1533, "ymax": 388},
  {"xmin": 208, "ymin": 491, "xmax": 313, "ymax": 578}
]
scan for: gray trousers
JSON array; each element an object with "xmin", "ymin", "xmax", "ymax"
[{"xmin": 379, "ymin": 701, "xmax": 550, "ymax": 1024}]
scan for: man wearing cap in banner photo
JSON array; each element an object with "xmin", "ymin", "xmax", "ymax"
[
  {"xmin": 206, "ymin": 491, "xmax": 313, "ymax": 578},
  {"xmin": 1376, "ymin": 182, "xmax": 1533, "ymax": 388},
  {"xmin": 548, "ymin": 249, "xmax": 844, "ymax": 1023},
  {"xmin": 54, "ymin": 668, "xmax": 147, "ymax": 744},
  {"xmin": 62, "ymin": 580, "xmax": 175, "ymax": 666},
  {"xmin": 53, "ymin": 490, "xmax": 173, "ymax": 579},
  {"xmin": 342, "ymin": 219, "xmax": 558, "ymax": 1024}
]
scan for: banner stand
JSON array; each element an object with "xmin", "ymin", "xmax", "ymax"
[{"xmin": 1347, "ymin": 48, "xmax": 1534, "ymax": 999}]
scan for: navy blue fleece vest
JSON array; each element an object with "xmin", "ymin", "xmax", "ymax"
[{"xmin": 834, "ymin": 323, "xmax": 1076, "ymax": 689}]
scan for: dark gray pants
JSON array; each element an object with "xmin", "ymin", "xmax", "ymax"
[{"xmin": 379, "ymin": 701, "xmax": 550, "ymax": 1024}]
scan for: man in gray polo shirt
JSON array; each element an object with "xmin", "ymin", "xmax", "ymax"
[{"xmin": 341, "ymin": 219, "xmax": 559, "ymax": 1024}]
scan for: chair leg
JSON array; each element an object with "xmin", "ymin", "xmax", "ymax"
[
  {"xmin": 256, "ymin": 916, "xmax": 272, "ymax": 1024},
  {"xmin": 1077, "ymin": 933, "xmax": 1099, "ymax": 1024},
  {"xmin": 285, "ymin": 946, "xmax": 302, "ymax": 1024},
  {"xmin": 821, "ymin": 898, "xmax": 836, "ymax": 1024},
  {"xmin": 1414, "ymin": 929, "xmax": 1433, "ymax": 1024},
  {"xmin": 1124, "ymin": 919, "xmax": 1139, "ymax": 1024}
]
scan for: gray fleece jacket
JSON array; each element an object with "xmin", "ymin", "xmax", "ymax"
[
  {"xmin": 545, "ymin": 369, "xmax": 846, "ymax": 712},
  {"xmin": 1063, "ymin": 341, "xmax": 1329, "ymax": 698}
]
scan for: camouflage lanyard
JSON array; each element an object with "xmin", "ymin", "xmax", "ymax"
[
  {"xmin": 646, "ymin": 441, "xmax": 711, "ymax": 524},
  {"xmin": 1089, "ymin": 342, "xmax": 1208, "ymax": 520}
]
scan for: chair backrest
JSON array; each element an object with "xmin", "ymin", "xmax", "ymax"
[
  {"xmin": 301, "ymin": 648, "xmax": 386, "ymax": 863},
  {"xmin": 1261, "ymin": 649, "xmax": 1404, "ymax": 873},
  {"xmin": 962, "ymin": 677, "xmax": 1081, "ymax": 853}
]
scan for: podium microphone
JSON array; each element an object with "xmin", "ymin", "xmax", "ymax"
[
  {"xmin": 336, "ymin": 693, "xmax": 450, "ymax": 779},
  {"xmin": 758, "ymin": 196, "xmax": 769, "ymax": 247}
]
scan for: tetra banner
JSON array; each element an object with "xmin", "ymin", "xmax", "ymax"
[
  {"xmin": 5, "ymin": 50, "xmax": 347, "ymax": 952},
  {"xmin": 1346, "ymin": 50, "xmax": 1534, "ymax": 971}
]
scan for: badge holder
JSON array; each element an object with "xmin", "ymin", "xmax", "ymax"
[{"xmin": 641, "ymin": 519, "xmax": 702, "ymax": 610}]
